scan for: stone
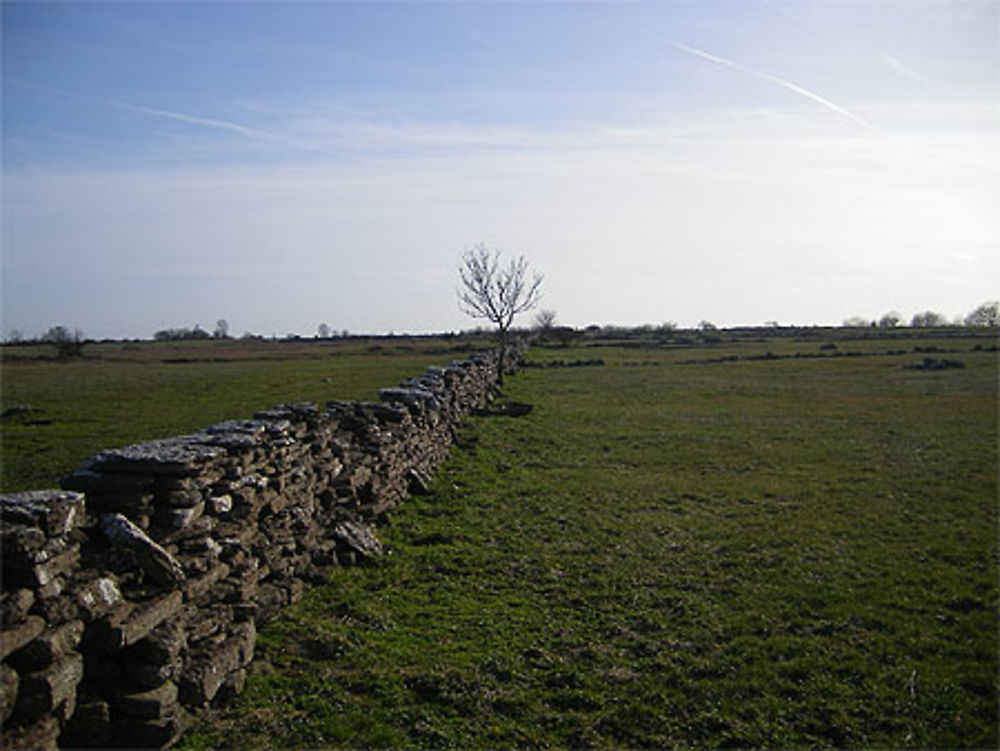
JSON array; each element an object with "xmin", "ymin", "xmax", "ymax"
[
  {"xmin": 128, "ymin": 617, "xmax": 186, "ymax": 664},
  {"xmin": 113, "ymin": 680, "xmax": 179, "ymax": 720},
  {"xmin": 196, "ymin": 419, "xmax": 269, "ymax": 449},
  {"xmin": 35, "ymin": 575, "xmax": 65, "ymax": 601},
  {"xmin": 62, "ymin": 468, "xmax": 153, "ymax": 493},
  {"xmin": 178, "ymin": 622, "xmax": 255, "ymax": 707},
  {"xmin": 332, "ymin": 521, "xmax": 384, "ymax": 559},
  {"xmin": 99, "ymin": 513, "xmax": 185, "ymax": 587},
  {"xmin": 406, "ymin": 468, "xmax": 433, "ymax": 496},
  {"xmin": 28, "ymin": 593, "xmax": 79, "ymax": 626},
  {"xmin": 0, "ymin": 490, "xmax": 85, "ymax": 536},
  {"xmin": 31, "ymin": 545, "xmax": 81, "ymax": 588},
  {"xmin": 284, "ymin": 578, "xmax": 305, "ymax": 605},
  {"xmin": 252, "ymin": 583, "xmax": 287, "ymax": 621},
  {"xmin": 212, "ymin": 667, "xmax": 246, "ymax": 707},
  {"xmin": 153, "ymin": 500, "xmax": 205, "ymax": 530},
  {"xmin": 161, "ymin": 488, "xmax": 204, "ymax": 507},
  {"xmin": 82, "ymin": 492, "xmax": 155, "ymax": 516},
  {"xmin": 74, "ymin": 576, "xmax": 123, "ymax": 620},
  {"xmin": 1, "ymin": 616, "xmax": 46, "ymax": 661},
  {"xmin": 121, "ymin": 655, "xmax": 182, "ymax": 690},
  {"xmin": 185, "ymin": 604, "xmax": 232, "ymax": 645},
  {"xmin": 1, "ymin": 663, "xmax": 19, "ymax": 723},
  {"xmin": 12, "ymin": 652, "xmax": 84, "ymax": 724},
  {"xmin": 1, "ymin": 525, "xmax": 46, "ymax": 557},
  {"xmin": 6, "ymin": 620, "xmax": 84, "ymax": 671},
  {"xmin": 209, "ymin": 494, "xmax": 233, "ymax": 514},
  {"xmin": 103, "ymin": 590, "xmax": 184, "ymax": 650},
  {"xmin": 2, "ymin": 714, "xmax": 61, "ymax": 751},
  {"xmin": 1, "ymin": 588, "xmax": 35, "ymax": 627},
  {"xmin": 222, "ymin": 564, "xmax": 260, "ymax": 604},
  {"xmin": 110, "ymin": 708, "xmax": 189, "ymax": 749},
  {"xmin": 176, "ymin": 535, "xmax": 223, "ymax": 557},
  {"xmin": 379, "ymin": 386, "xmax": 440, "ymax": 412},
  {"xmin": 183, "ymin": 562, "xmax": 231, "ymax": 602},
  {"xmin": 160, "ymin": 515, "xmax": 215, "ymax": 545},
  {"xmin": 85, "ymin": 436, "xmax": 225, "ymax": 475},
  {"xmin": 256, "ymin": 402, "xmax": 318, "ymax": 424},
  {"xmin": 61, "ymin": 699, "xmax": 112, "ymax": 749}
]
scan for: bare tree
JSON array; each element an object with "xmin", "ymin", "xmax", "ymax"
[
  {"xmin": 317, "ymin": 322, "xmax": 330, "ymax": 338},
  {"xmin": 534, "ymin": 309, "xmax": 557, "ymax": 335},
  {"xmin": 458, "ymin": 243, "xmax": 542, "ymax": 385},
  {"xmin": 214, "ymin": 319, "xmax": 230, "ymax": 339}
]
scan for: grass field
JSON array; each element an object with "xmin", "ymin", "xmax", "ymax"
[
  {"xmin": 0, "ymin": 336, "xmax": 489, "ymax": 491},
  {"xmin": 160, "ymin": 333, "xmax": 996, "ymax": 749}
]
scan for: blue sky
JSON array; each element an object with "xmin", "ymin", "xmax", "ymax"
[{"xmin": 3, "ymin": 1, "xmax": 997, "ymax": 338}]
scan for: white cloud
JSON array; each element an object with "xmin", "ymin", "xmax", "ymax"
[{"xmin": 3, "ymin": 99, "xmax": 998, "ymax": 337}]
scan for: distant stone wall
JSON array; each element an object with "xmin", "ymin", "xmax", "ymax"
[{"xmin": 1, "ymin": 346, "xmax": 522, "ymax": 749}]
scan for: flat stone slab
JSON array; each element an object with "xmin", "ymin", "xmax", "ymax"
[
  {"xmin": 254, "ymin": 403, "xmax": 317, "ymax": 422},
  {"xmin": 84, "ymin": 437, "xmax": 225, "ymax": 475},
  {"xmin": 0, "ymin": 491, "xmax": 86, "ymax": 537},
  {"xmin": 379, "ymin": 387, "xmax": 441, "ymax": 411},
  {"xmin": 196, "ymin": 420, "xmax": 271, "ymax": 450}
]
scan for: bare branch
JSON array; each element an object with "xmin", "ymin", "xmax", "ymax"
[{"xmin": 457, "ymin": 244, "xmax": 542, "ymax": 333}]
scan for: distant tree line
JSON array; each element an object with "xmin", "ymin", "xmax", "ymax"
[
  {"xmin": 153, "ymin": 320, "xmax": 230, "ymax": 341},
  {"xmin": 2, "ymin": 325, "xmax": 87, "ymax": 359},
  {"xmin": 842, "ymin": 301, "xmax": 998, "ymax": 329}
]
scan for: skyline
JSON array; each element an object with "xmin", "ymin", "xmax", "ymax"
[{"xmin": 2, "ymin": 1, "xmax": 997, "ymax": 339}]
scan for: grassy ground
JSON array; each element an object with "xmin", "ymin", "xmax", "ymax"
[
  {"xmin": 179, "ymin": 335, "xmax": 998, "ymax": 749},
  {"xmin": 0, "ymin": 336, "xmax": 488, "ymax": 491}
]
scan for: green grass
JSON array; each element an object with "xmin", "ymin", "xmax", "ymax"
[
  {"xmin": 180, "ymin": 337, "xmax": 998, "ymax": 749},
  {"xmin": 0, "ymin": 336, "xmax": 490, "ymax": 491}
]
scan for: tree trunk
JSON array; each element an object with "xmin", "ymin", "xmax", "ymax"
[{"xmin": 497, "ymin": 326, "xmax": 507, "ymax": 388}]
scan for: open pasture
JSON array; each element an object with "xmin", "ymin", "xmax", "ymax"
[
  {"xmin": 0, "ymin": 336, "xmax": 488, "ymax": 491},
  {"xmin": 175, "ymin": 334, "xmax": 997, "ymax": 749}
]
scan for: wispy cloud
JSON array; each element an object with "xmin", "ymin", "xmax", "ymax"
[
  {"xmin": 672, "ymin": 41, "xmax": 872, "ymax": 129},
  {"xmin": 881, "ymin": 52, "xmax": 924, "ymax": 84},
  {"xmin": 6, "ymin": 78, "xmax": 330, "ymax": 154},
  {"xmin": 111, "ymin": 101, "xmax": 328, "ymax": 153}
]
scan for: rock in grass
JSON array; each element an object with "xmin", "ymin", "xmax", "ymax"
[
  {"xmin": 904, "ymin": 357, "xmax": 966, "ymax": 371},
  {"xmin": 332, "ymin": 521, "xmax": 383, "ymax": 559}
]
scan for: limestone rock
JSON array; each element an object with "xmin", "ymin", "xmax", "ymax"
[
  {"xmin": 0, "ymin": 490, "xmax": 86, "ymax": 537},
  {"xmin": 1, "ymin": 616, "xmax": 46, "ymax": 661},
  {"xmin": 1, "ymin": 663, "xmax": 19, "ymax": 723},
  {"xmin": 6, "ymin": 619, "xmax": 84, "ymax": 671},
  {"xmin": 332, "ymin": 521, "xmax": 383, "ymax": 559},
  {"xmin": 13, "ymin": 652, "xmax": 84, "ymax": 724},
  {"xmin": 99, "ymin": 513, "xmax": 185, "ymax": 587}
]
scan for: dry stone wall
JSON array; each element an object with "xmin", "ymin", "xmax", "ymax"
[{"xmin": 1, "ymin": 347, "xmax": 522, "ymax": 749}]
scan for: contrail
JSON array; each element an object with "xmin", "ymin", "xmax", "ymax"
[
  {"xmin": 112, "ymin": 101, "xmax": 322, "ymax": 151},
  {"xmin": 673, "ymin": 41, "xmax": 871, "ymax": 129},
  {"xmin": 7, "ymin": 77, "xmax": 328, "ymax": 152}
]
